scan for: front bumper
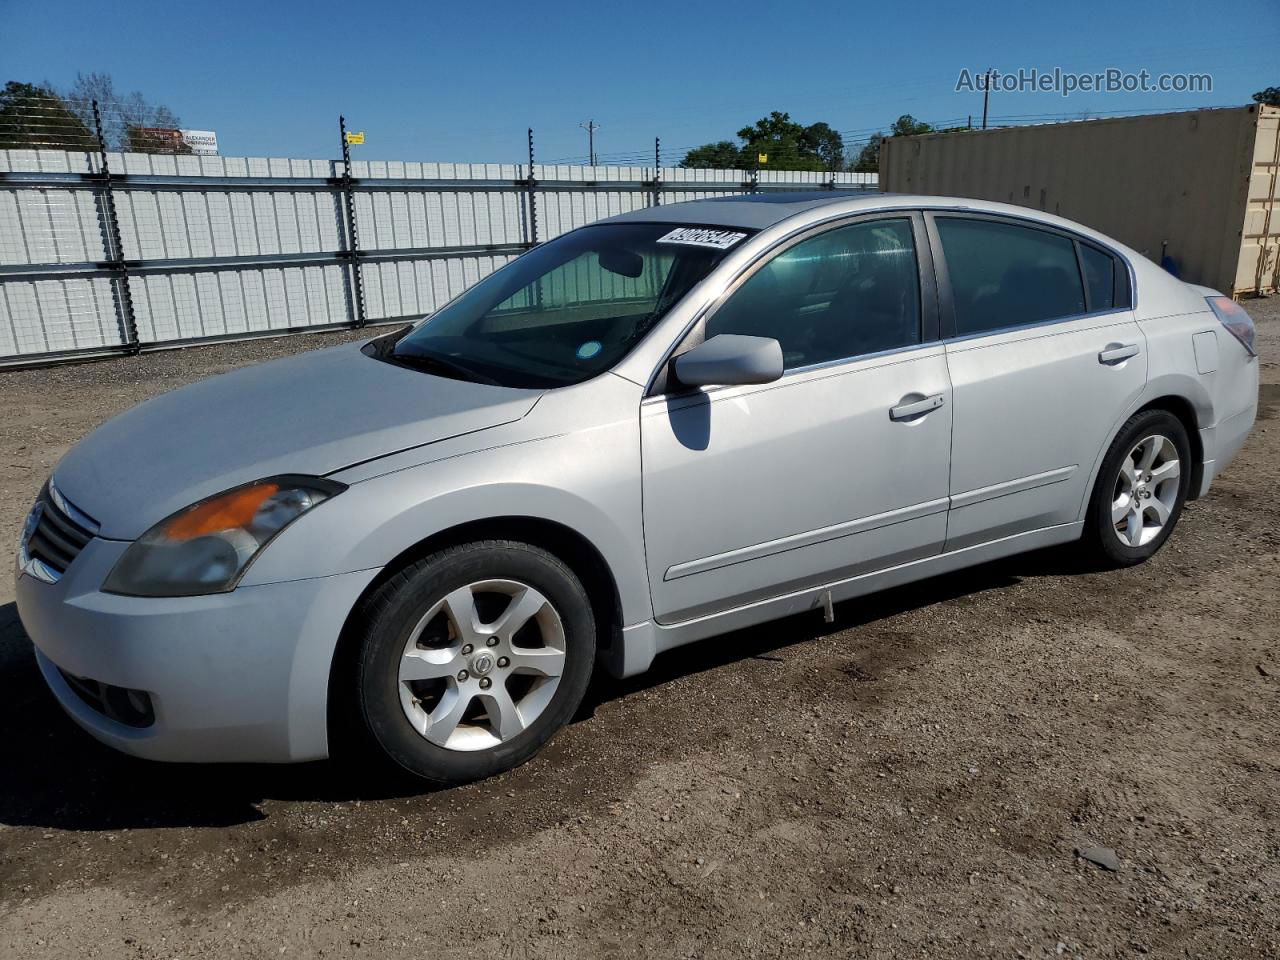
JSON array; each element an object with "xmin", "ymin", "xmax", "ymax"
[{"xmin": 16, "ymin": 537, "xmax": 378, "ymax": 763}]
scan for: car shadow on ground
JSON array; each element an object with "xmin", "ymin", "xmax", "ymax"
[{"xmin": 0, "ymin": 546, "xmax": 1093, "ymax": 833}]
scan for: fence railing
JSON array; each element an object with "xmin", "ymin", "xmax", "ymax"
[{"xmin": 0, "ymin": 146, "xmax": 877, "ymax": 366}]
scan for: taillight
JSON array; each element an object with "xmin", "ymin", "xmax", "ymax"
[{"xmin": 1206, "ymin": 296, "xmax": 1257, "ymax": 357}]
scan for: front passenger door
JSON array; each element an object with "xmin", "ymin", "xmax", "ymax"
[{"xmin": 640, "ymin": 214, "xmax": 953, "ymax": 624}]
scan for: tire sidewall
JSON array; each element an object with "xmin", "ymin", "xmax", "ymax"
[
  {"xmin": 1090, "ymin": 410, "xmax": 1192, "ymax": 566},
  {"xmin": 356, "ymin": 543, "xmax": 595, "ymax": 784}
]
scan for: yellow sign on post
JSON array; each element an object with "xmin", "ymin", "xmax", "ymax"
[
  {"xmin": 757, "ymin": 153, "xmax": 768, "ymax": 164},
  {"xmin": 345, "ymin": 132, "xmax": 365, "ymax": 146}
]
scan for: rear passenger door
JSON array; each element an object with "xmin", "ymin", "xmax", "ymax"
[{"xmin": 928, "ymin": 213, "xmax": 1147, "ymax": 550}]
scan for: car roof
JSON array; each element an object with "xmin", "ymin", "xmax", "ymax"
[
  {"xmin": 598, "ymin": 191, "xmax": 1138, "ymax": 259},
  {"xmin": 601, "ymin": 190, "xmax": 872, "ymax": 230}
]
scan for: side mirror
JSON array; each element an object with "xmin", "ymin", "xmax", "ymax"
[{"xmin": 671, "ymin": 334, "xmax": 784, "ymax": 388}]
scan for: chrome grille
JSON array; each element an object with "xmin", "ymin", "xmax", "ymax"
[{"xmin": 20, "ymin": 480, "xmax": 98, "ymax": 582}]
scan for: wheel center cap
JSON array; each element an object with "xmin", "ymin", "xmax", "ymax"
[{"xmin": 470, "ymin": 652, "xmax": 496, "ymax": 677}]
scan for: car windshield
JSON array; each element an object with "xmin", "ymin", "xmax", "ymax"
[{"xmin": 389, "ymin": 222, "xmax": 746, "ymax": 388}]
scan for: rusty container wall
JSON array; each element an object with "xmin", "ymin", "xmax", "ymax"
[
  {"xmin": 1240, "ymin": 105, "xmax": 1280, "ymax": 296},
  {"xmin": 880, "ymin": 105, "xmax": 1279, "ymax": 298}
]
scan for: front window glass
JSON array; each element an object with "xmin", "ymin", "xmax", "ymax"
[
  {"xmin": 390, "ymin": 223, "xmax": 739, "ymax": 388},
  {"xmin": 705, "ymin": 217, "xmax": 921, "ymax": 369}
]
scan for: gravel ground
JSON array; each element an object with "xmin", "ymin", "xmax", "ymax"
[{"xmin": 0, "ymin": 302, "xmax": 1277, "ymax": 959}]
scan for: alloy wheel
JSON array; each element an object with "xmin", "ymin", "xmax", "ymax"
[
  {"xmin": 1111, "ymin": 434, "xmax": 1181, "ymax": 548},
  {"xmin": 397, "ymin": 579, "xmax": 566, "ymax": 751}
]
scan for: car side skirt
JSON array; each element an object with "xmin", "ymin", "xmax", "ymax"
[{"xmin": 604, "ymin": 521, "xmax": 1083, "ymax": 679}]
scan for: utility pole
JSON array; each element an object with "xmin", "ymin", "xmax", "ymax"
[
  {"xmin": 981, "ymin": 69, "xmax": 994, "ymax": 130},
  {"xmin": 579, "ymin": 119, "xmax": 600, "ymax": 165}
]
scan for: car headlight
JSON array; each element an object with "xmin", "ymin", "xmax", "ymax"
[{"xmin": 103, "ymin": 475, "xmax": 345, "ymax": 597}]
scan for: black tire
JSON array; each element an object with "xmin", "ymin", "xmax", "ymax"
[
  {"xmin": 351, "ymin": 540, "xmax": 595, "ymax": 785},
  {"xmin": 1082, "ymin": 409, "xmax": 1192, "ymax": 568}
]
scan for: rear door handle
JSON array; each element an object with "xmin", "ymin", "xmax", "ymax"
[
  {"xmin": 889, "ymin": 393, "xmax": 945, "ymax": 421},
  {"xmin": 1098, "ymin": 343, "xmax": 1140, "ymax": 365}
]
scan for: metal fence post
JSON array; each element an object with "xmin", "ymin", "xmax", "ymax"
[
  {"xmin": 526, "ymin": 127, "xmax": 539, "ymax": 246},
  {"xmin": 91, "ymin": 100, "xmax": 140, "ymax": 354},
  {"xmin": 338, "ymin": 115, "xmax": 368, "ymax": 327},
  {"xmin": 652, "ymin": 137, "xmax": 662, "ymax": 207}
]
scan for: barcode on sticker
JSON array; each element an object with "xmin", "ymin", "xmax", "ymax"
[{"xmin": 657, "ymin": 227, "xmax": 748, "ymax": 249}]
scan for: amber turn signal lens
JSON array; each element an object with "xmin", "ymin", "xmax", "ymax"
[{"xmin": 164, "ymin": 483, "xmax": 280, "ymax": 541}]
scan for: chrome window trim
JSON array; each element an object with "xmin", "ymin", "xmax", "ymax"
[
  {"xmin": 641, "ymin": 202, "xmax": 1139, "ymax": 397},
  {"xmin": 922, "ymin": 207, "xmax": 1138, "ymax": 313},
  {"xmin": 925, "ymin": 209, "xmax": 1138, "ymax": 342},
  {"xmin": 940, "ymin": 305, "xmax": 1136, "ymax": 350}
]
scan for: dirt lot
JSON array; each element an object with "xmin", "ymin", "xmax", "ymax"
[{"xmin": 0, "ymin": 303, "xmax": 1277, "ymax": 960}]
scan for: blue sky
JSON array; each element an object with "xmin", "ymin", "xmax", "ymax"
[{"xmin": 3, "ymin": 0, "xmax": 1277, "ymax": 164}]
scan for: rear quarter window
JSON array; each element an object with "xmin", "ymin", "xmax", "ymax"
[{"xmin": 1079, "ymin": 242, "xmax": 1133, "ymax": 312}]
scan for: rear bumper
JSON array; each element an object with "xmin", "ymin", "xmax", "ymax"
[
  {"xmin": 1196, "ymin": 389, "xmax": 1259, "ymax": 497},
  {"xmin": 16, "ymin": 537, "xmax": 377, "ymax": 763}
]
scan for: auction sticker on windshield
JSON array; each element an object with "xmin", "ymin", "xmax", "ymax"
[{"xmin": 657, "ymin": 227, "xmax": 748, "ymax": 249}]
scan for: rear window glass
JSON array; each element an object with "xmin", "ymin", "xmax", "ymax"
[{"xmin": 936, "ymin": 217, "xmax": 1086, "ymax": 336}]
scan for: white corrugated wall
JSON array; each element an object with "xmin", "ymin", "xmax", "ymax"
[{"xmin": 0, "ymin": 148, "xmax": 877, "ymax": 362}]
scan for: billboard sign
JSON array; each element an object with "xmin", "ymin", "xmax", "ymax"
[{"xmin": 180, "ymin": 130, "xmax": 219, "ymax": 156}]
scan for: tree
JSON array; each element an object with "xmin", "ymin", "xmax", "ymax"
[
  {"xmin": 851, "ymin": 133, "xmax": 883, "ymax": 173},
  {"xmin": 850, "ymin": 115, "xmax": 944, "ymax": 173},
  {"xmin": 681, "ymin": 111, "xmax": 845, "ymax": 171},
  {"xmin": 680, "ymin": 140, "xmax": 741, "ymax": 169},
  {"xmin": 1253, "ymin": 86, "xmax": 1280, "ymax": 107},
  {"xmin": 735, "ymin": 111, "xmax": 827, "ymax": 171},
  {"xmin": 0, "ymin": 81, "xmax": 93, "ymax": 150},
  {"xmin": 800, "ymin": 121, "xmax": 844, "ymax": 172},
  {"xmin": 64, "ymin": 72, "xmax": 190, "ymax": 153}
]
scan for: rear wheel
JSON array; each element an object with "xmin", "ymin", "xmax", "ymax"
[
  {"xmin": 352, "ymin": 541, "xmax": 595, "ymax": 784},
  {"xmin": 1083, "ymin": 409, "xmax": 1191, "ymax": 567}
]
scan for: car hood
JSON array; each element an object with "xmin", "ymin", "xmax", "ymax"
[{"xmin": 53, "ymin": 341, "xmax": 542, "ymax": 539}]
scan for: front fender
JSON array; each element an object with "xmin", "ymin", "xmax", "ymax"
[{"xmin": 241, "ymin": 424, "xmax": 651, "ymax": 627}]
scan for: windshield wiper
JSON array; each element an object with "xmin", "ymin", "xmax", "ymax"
[{"xmin": 391, "ymin": 349, "xmax": 500, "ymax": 386}]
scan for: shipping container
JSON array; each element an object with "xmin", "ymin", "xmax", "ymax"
[{"xmin": 880, "ymin": 105, "xmax": 1280, "ymax": 298}]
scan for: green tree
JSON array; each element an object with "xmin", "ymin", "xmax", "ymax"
[
  {"xmin": 681, "ymin": 111, "xmax": 845, "ymax": 171},
  {"xmin": 800, "ymin": 121, "xmax": 844, "ymax": 171},
  {"xmin": 735, "ymin": 111, "xmax": 825, "ymax": 171},
  {"xmin": 850, "ymin": 115, "xmax": 948, "ymax": 173},
  {"xmin": 1253, "ymin": 86, "xmax": 1280, "ymax": 107},
  {"xmin": 0, "ymin": 81, "xmax": 93, "ymax": 150},
  {"xmin": 851, "ymin": 133, "xmax": 883, "ymax": 173},
  {"xmin": 889, "ymin": 114, "xmax": 935, "ymax": 137},
  {"xmin": 680, "ymin": 140, "xmax": 741, "ymax": 168}
]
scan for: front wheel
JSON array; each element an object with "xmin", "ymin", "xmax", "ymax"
[
  {"xmin": 1083, "ymin": 409, "xmax": 1192, "ymax": 568},
  {"xmin": 352, "ymin": 541, "xmax": 596, "ymax": 785}
]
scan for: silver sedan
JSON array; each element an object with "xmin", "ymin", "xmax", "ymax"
[{"xmin": 16, "ymin": 192, "xmax": 1259, "ymax": 784}]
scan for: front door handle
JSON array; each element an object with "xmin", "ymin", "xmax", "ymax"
[
  {"xmin": 1098, "ymin": 343, "xmax": 1140, "ymax": 365},
  {"xmin": 890, "ymin": 393, "xmax": 945, "ymax": 421}
]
